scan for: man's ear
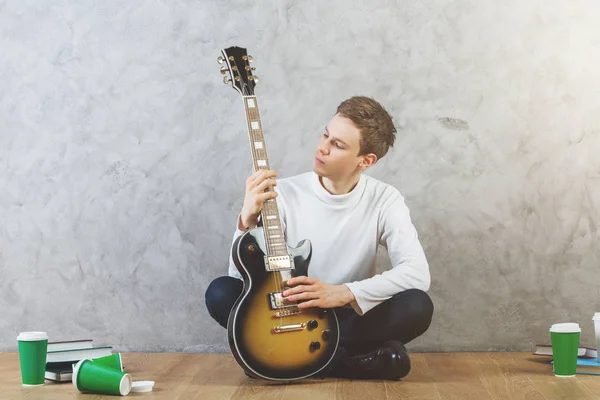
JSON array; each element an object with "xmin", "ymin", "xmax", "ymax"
[{"xmin": 358, "ymin": 153, "xmax": 378, "ymax": 170}]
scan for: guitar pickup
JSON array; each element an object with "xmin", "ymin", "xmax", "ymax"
[
  {"xmin": 269, "ymin": 292, "xmax": 298, "ymax": 310},
  {"xmin": 264, "ymin": 255, "xmax": 294, "ymax": 271}
]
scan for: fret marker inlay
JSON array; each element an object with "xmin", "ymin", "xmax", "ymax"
[
  {"xmin": 254, "ymin": 142, "xmax": 263, "ymax": 149},
  {"xmin": 257, "ymin": 160, "xmax": 267, "ymax": 167},
  {"xmin": 251, "ymin": 121, "xmax": 259, "ymax": 130},
  {"xmin": 247, "ymin": 99, "xmax": 256, "ymax": 108}
]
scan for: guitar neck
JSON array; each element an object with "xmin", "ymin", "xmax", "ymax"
[{"xmin": 242, "ymin": 96, "xmax": 287, "ymax": 257}]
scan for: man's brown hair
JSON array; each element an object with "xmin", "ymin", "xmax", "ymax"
[{"xmin": 336, "ymin": 96, "xmax": 396, "ymax": 160}]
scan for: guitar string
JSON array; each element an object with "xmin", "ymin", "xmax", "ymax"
[
  {"xmin": 251, "ymin": 92, "xmax": 289, "ymax": 324},
  {"xmin": 237, "ymin": 55, "xmax": 301, "ymax": 328},
  {"xmin": 249, "ymin": 97, "xmax": 286, "ymax": 326},
  {"xmin": 234, "ymin": 60, "xmax": 284, "ymax": 325},
  {"xmin": 248, "ymin": 98, "xmax": 286, "ymax": 325}
]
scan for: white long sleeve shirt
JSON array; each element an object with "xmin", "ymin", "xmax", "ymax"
[{"xmin": 228, "ymin": 171, "xmax": 430, "ymax": 315}]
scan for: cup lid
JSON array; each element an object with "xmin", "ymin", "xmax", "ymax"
[
  {"xmin": 131, "ymin": 380, "xmax": 155, "ymax": 392},
  {"xmin": 550, "ymin": 323, "xmax": 581, "ymax": 333},
  {"xmin": 17, "ymin": 331, "xmax": 48, "ymax": 341}
]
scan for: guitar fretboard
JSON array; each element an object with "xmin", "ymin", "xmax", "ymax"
[{"xmin": 242, "ymin": 96, "xmax": 287, "ymax": 257}]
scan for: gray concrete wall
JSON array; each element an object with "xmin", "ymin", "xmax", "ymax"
[{"xmin": 1, "ymin": 0, "xmax": 599, "ymax": 353}]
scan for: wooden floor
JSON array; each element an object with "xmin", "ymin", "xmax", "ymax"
[{"xmin": 1, "ymin": 352, "xmax": 599, "ymax": 399}]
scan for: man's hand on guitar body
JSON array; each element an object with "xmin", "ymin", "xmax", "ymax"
[
  {"xmin": 238, "ymin": 169, "xmax": 278, "ymax": 231},
  {"xmin": 283, "ymin": 276, "xmax": 356, "ymax": 309}
]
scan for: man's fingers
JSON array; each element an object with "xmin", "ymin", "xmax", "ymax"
[
  {"xmin": 247, "ymin": 169, "xmax": 266, "ymax": 185},
  {"xmin": 254, "ymin": 169, "xmax": 277, "ymax": 179},
  {"xmin": 247, "ymin": 169, "xmax": 262, "ymax": 182},
  {"xmin": 283, "ymin": 285, "xmax": 315, "ymax": 296},
  {"xmin": 258, "ymin": 191, "xmax": 278, "ymax": 202},
  {"xmin": 297, "ymin": 300, "xmax": 320, "ymax": 309},
  {"xmin": 254, "ymin": 178, "xmax": 277, "ymax": 193},
  {"xmin": 247, "ymin": 170, "xmax": 278, "ymax": 190},
  {"xmin": 287, "ymin": 276, "xmax": 316, "ymax": 286},
  {"xmin": 287, "ymin": 291, "xmax": 319, "ymax": 302}
]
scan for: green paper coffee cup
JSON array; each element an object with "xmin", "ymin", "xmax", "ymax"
[
  {"xmin": 73, "ymin": 359, "xmax": 132, "ymax": 396},
  {"xmin": 550, "ymin": 322, "xmax": 581, "ymax": 377},
  {"xmin": 92, "ymin": 353, "xmax": 123, "ymax": 371},
  {"xmin": 17, "ymin": 331, "xmax": 48, "ymax": 386}
]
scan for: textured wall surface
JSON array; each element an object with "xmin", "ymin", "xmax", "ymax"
[{"xmin": 1, "ymin": 0, "xmax": 599, "ymax": 353}]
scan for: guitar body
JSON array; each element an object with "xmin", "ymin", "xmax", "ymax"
[{"xmin": 228, "ymin": 227, "xmax": 340, "ymax": 381}]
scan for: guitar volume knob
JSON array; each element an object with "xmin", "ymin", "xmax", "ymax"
[
  {"xmin": 307, "ymin": 320, "xmax": 318, "ymax": 330},
  {"xmin": 309, "ymin": 341, "xmax": 321, "ymax": 352}
]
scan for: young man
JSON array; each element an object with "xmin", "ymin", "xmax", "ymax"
[{"xmin": 205, "ymin": 96, "xmax": 433, "ymax": 380}]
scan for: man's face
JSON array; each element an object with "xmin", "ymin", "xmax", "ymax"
[{"xmin": 313, "ymin": 114, "xmax": 366, "ymax": 179}]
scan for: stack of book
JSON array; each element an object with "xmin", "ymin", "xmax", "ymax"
[
  {"xmin": 549, "ymin": 357, "xmax": 600, "ymax": 376},
  {"xmin": 534, "ymin": 344, "xmax": 598, "ymax": 359},
  {"xmin": 575, "ymin": 358, "xmax": 600, "ymax": 376},
  {"xmin": 535, "ymin": 344, "xmax": 600, "ymax": 376},
  {"xmin": 45, "ymin": 339, "xmax": 113, "ymax": 382}
]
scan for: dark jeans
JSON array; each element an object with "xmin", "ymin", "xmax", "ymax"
[{"xmin": 205, "ymin": 276, "xmax": 434, "ymax": 355}]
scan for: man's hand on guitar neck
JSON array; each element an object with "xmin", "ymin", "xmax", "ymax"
[
  {"xmin": 282, "ymin": 276, "xmax": 356, "ymax": 309},
  {"xmin": 239, "ymin": 169, "xmax": 279, "ymax": 231}
]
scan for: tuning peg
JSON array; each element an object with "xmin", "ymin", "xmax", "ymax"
[
  {"xmin": 217, "ymin": 56, "xmax": 225, "ymax": 64},
  {"xmin": 251, "ymin": 75, "xmax": 259, "ymax": 83},
  {"xmin": 245, "ymin": 66, "xmax": 256, "ymax": 71},
  {"xmin": 220, "ymin": 66, "xmax": 228, "ymax": 74},
  {"xmin": 248, "ymin": 55, "xmax": 254, "ymax": 62},
  {"xmin": 223, "ymin": 76, "xmax": 232, "ymax": 84}
]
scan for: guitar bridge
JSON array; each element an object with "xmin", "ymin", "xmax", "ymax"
[
  {"xmin": 273, "ymin": 309, "xmax": 302, "ymax": 318},
  {"xmin": 264, "ymin": 255, "xmax": 294, "ymax": 272},
  {"xmin": 272, "ymin": 323, "xmax": 306, "ymax": 333}
]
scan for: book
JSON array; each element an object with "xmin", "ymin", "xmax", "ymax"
[
  {"xmin": 576, "ymin": 358, "xmax": 600, "ymax": 376},
  {"xmin": 551, "ymin": 357, "xmax": 600, "ymax": 376},
  {"xmin": 534, "ymin": 344, "xmax": 598, "ymax": 359},
  {"xmin": 575, "ymin": 357, "xmax": 600, "ymax": 376},
  {"xmin": 46, "ymin": 346, "xmax": 113, "ymax": 363},
  {"xmin": 46, "ymin": 360, "xmax": 77, "ymax": 370},
  {"xmin": 45, "ymin": 365, "xmax": 73, "ymax": 382},
  {"xmin": 47, "ymin": 339, "xmax": 93, "ymax": 352}
]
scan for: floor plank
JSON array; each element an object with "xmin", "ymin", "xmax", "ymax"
[
  {"xmin": 474, "ymin": 352, "xmax": 546, "ymax": 400},
  {"xmin": 338, "ymin": 379, "xmax": 387, "ymax": 400},
  {"xmin": 1, "ymin": 352, "xmax": 599, "ymax": 399},
  {"xmin": 425, "ymin": 353, "xmax": 493, "ymax": 400},
  {"xmin": 385, "ymin": 353, "xmax": 441, "ymax": 400}
]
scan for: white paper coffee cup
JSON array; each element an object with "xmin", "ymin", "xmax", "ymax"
[{"xmin": 593, "ymin": 312, "xmax": 600, "ymax": 362}]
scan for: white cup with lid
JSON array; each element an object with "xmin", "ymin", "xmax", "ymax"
[{"xmin": 593, "ymin": 313, "xmax": 600, "ymax": 362}]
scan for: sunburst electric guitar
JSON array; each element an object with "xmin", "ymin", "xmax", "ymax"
[{"xmin": 218, "ymin": 46, "xmax": 340, "ymax": 381}]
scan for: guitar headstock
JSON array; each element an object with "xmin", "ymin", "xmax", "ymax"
[{"xmin": 218, "ymin": 46, "xmax": 258, "ymax": 96}]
